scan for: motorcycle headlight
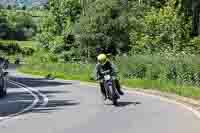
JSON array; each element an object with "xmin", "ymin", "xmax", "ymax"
[{"xmin": 104, "ymin": 75, "xmax": 111, "ymax": 80}]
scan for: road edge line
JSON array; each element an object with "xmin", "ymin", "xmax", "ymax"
[
  {"xmin": 80, "ymin": 82, "xmax": 200, "ymax": 119},
  {"xmin": 13, "ymin": 81, "xmax": 49, "ymax": 107},
  {"xmin": 0, "ymin": 80, "xmax": 39, "ymax": 121}
]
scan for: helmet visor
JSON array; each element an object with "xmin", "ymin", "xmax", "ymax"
[{"xmin": 99, "ymin": 58, "xmax": 107, "ymax": 65}]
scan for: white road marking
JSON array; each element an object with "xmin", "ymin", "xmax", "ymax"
[
  {"xmin": 0, "ymin": 80, "xmax": 39, "ymax": 121},
  {"xmin": 12, "ymin": 81, "xmax": 49, "ymax": 107},
  {"xmin": 0, "ymin": 79, "xmax": 49, "ymax": 122},
  {"xmin": 80, "ymin": 83, "xmax": 200, "ymax": 119},
  {"xmin": 125, "ymin": 90, "xmax": 200, "ymax": 119}
]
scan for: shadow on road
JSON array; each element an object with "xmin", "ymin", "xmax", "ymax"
[
  {"xmin": 0, "ymin": 90, "xmax": 80, "ymax": 116},
  {"xmin": 0, "ymin": 64, "xmax": 80, "ymax": 117},
  {"xmin": 31, "ymin": 100, "xmax": 80, "ymax": 113},
  {"xmin": 105, "ymin": 101, "xmax": 141, "ymax": 107},
  {"xmin": 0, "ymin": 78, "xmax": 79, "ymax": 117},
  {"xmin": 116, "ymin": 101, "xmax": 141, "ymax": 107},
  {"xmin": 8, "ymin": 76, "xmax": 72, "ymax": 88}
]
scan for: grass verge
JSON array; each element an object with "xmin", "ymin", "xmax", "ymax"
[
  {"xmin": 122, "ymin": 79, "xmax": 200, "ymax": 100},
  {"xmin": 18, "ymin": 63, "xmax": 94, "ymax": 82},
  {"xmin": 0, "ymin": 40, "xmax": 37, "ymax": 49},
  {"xmin": 18, "ymin": 64, "xmax": 200, "ymax": 100}
]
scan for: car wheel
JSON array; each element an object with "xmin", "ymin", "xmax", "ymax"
[{"xmin": 0, "ymin": 78, "xmax": 6, "ymax": 97}]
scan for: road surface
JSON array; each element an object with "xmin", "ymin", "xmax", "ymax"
[{"xmin": 0, "ymin": 66, "xmax": 200, "ymax": 133}]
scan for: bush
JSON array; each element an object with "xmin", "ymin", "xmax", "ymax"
[
  {"xmin": 116, "ymin": 53, "xmax": 200, "ymax": 87},
  {"xmin": 0, "ymin": 41, "xmax": 21, "ymax": 54},
  {"xmin": 22, "ymin": 47, "xmax": 35, "ymax": 56},
  {"xmin": 0, "ymin": 40, "xmax": 35, "ymax": 56},
  {"xmin": 22, "ymin": 57, "xmax": 94, "ymax": 81},
  {"xmin": 186, "ymin": 37, "xmax": 200, "ymax": 54},
  {"xmin": 0, "ymin": 10, "xmax": 37, "ymax": 40},
  {"xmin": 129, "ymin": 0, "xmax": 192, "ymax": 54},
  {"xmin": 75, "ymin": 0, "xmax": 129, "ymax": 57}
]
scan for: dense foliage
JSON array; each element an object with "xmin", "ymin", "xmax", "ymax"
[
  {"xmin": 33, "ymin": 0, "xmax": 200, "ymax": 63},
  {"xmin": 75, "ymin": 0, "xmax": 129, "ymax": 56},
  {"xmin": 128, "ymin": 0, "xmax": 192, "ymax": 54},
  {"xmin": 1, "ymin": 0, "xmax": 200, "ymax": 87},
  {"xmin": 0, "ymin": 9, "xmax": 37, "ymax": 40}
]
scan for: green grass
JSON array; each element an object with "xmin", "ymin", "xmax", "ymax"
[
  {"xmin": 0, "ymin": 40, "xmax": 38, "ymax": 63},
  {"xmin": 3, "ymin": 9, "xmax": 50, "ymax": 17},
  {"xmin": 116, "ymin": 55, "xmax": 200, "ymax": 87},
  {"xmin": 122, "ymin": 79, "xmax": 200, "ymax": 99},
  {"xmin": 19, "ymin": 69, "xmax": 93, "ymax": 82},
  {"xmin": 18, "ymin": 63, "xmax": 200, "ymax": 100},
  {"xmin": 0, "ymin": 40, "xmax": 38, "ymax": 49},
  {"xmin": 18, "ymin": 63, "xmax": 94, "ymax": 82},
  {"xmin": 29, "ymin": 10, "xmax": 50, "ymax": 17}
]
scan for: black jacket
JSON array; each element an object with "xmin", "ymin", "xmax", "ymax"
[{"xmin": 95, "ymin": 61, "xmax": 118, "ymax": 80}]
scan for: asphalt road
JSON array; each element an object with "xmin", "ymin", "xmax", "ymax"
[{"xmin": 0, "ymin": 66, "xmax": 200, "ymax": 133}]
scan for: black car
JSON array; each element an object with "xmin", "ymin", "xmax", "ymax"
[
  {"xmin": 0, "ymin": 58, "xmax": 8, "ymax": 98},
  {"xmin": 0, "ymin": 69, "xmax": 8, "ymax": 97}
]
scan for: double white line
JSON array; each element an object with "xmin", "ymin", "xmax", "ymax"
[{"xmin": 0, "ymin": 80, "xmax": 48, "ymax": 121}]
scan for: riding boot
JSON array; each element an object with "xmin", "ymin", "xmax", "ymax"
[{"xmin": 100, "ymin": 82, "xmax": 106, "ymax": 100}]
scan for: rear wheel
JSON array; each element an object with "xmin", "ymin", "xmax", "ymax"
[{"xmin": 112, "ymin": 97, "xmax": 118, "ymax": 106}]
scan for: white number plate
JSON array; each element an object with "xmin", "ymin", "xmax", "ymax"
[{"xmin": 104, "ymin": 75, "xmax": 111, "ymax": 80}]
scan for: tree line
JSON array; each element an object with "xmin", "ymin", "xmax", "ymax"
[{"xmin": 1, "ymin": 0, "xmax": 200, "ymax": 62}]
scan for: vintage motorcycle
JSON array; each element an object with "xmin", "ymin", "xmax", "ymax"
[{"xmin": 101, "ymin": 70, "xmax": 120, "ymax": 105}]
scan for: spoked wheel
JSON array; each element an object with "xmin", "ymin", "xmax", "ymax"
[{"xmin": 108, "ymin": 85, "xmax": 119, "ymax": 106}]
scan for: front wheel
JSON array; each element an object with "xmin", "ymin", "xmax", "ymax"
[{"xmin": 108, "ymin": 85, "xmax": 119, "ymax": 106}]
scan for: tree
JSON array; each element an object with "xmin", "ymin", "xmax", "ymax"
[
  {"xmin": 7, "ymin": 5, "xmax": 12, "ymax": 10},
  {"xmin": 35, "ymin": 0, "xmax": 83, "ymax": 62},
  {"xmin": 129, "ymin": 0, "xmax": 191, "ymax": 54},
  {"xmin": 22, "ymin": 5, "xmax": 26, "ymax": 10},
  {"xmin": 177, "ymin": 0, "xmax": 200, "ymax": 36},
  {"xmin": 0, "ymin": 11, "xmax": 12, "ymax": 39},
  {"xmin": 75, "ymin": 0, "xmax": 129, "ymax": 57},
  {"xmin": 47, "ymin": 0, "xmax": 82, "ymax": 35}
]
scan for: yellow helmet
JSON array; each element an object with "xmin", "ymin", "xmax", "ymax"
[{"xmin": 97, "ymin": 54, "xmax": 107, "ymax": 65}]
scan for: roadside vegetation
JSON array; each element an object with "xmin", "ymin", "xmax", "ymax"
[
  {"xmin": 19, "ymin": 52, "xmax": 200, "ymax": 99},
  {"xmin": 1, "ymin": 0, "xmax": 200, "ymax": 99},
  {"xmin": 0, "ymin": 6, "xmax": 40, "ymax": 61}
]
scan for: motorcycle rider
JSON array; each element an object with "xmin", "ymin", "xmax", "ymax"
[{"xmin": 95, "ymin": 54, "xmax": 124, "ymax": 99}]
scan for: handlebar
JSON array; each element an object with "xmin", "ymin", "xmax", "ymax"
[{"xmin": 101, "ymin": 70, "xmax": 111, "ymax": 74}]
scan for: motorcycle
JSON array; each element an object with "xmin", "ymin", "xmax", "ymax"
[
  {"xmin": 0, "ymin": 65, "xmax": 8, "ymax": 98},
  {"xmin": 102, "ymin": 70, "xmax": 120, "ymax": 105}
]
